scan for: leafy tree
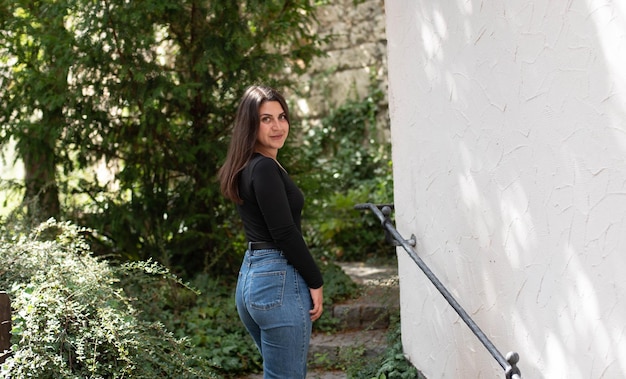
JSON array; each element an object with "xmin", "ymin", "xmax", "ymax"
[
  {"xmin": 0, "ymin": 0, "xmax": 326, "ymax": 276},
  {"xmin": 0, "ymin": 1, "xmax": 72, "ymax": 220}
]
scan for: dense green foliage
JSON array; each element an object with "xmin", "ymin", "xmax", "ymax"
[
  {"xmin": 0, "ymin": 0, "xmax": 394, "ymax": 279},
  {"xmin": 0, "ymin": 0, "xmax": 329, "ymax": 277},
  {"xmin": 168, "ymin": 274, "xmax": 262, "ymax": 376},
  {"xmin": 291, "ymin": 84, "xmax": 395, "ymax": 262},
  {"xmin": 0, "ymin": 220, "xmax": 217, "ymax": 378}
]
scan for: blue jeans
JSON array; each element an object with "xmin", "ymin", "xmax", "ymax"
[{"xmin": 236, "ymin": 249, "xmax": 313, "ymax": 379}]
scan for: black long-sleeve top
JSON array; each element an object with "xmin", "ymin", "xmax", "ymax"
[{"xmin": 237, "ymin": 153, "xmax": 323, "ymax": 289}]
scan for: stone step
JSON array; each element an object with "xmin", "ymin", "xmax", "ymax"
[
  {"xmin": 330, "ymin": 262, "xmax": 400, "ymax": 331},
  {"xmin": 330, "ymin": 298, "xmax": 398, "ymax": 330},
  {"xmin": 308, "ymin": 329, "xmax": 388, "ymax": 369}
]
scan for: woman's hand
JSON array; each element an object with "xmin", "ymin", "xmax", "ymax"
[{"xmin": 309, "ymin": 286, "xmax": 324, "ymax": 321}]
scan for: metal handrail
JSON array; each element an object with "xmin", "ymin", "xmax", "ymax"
[{"xmin": 355, "ymin": 203, "xmax": 522, "ymax": 379}]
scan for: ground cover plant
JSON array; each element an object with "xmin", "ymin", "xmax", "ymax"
[{"xmin": 347, "ymin": 316, "xmax": 426, "ymax": 379}]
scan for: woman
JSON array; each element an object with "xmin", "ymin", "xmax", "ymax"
[{"xmin": 218, "ymin": 85, "xmax": 324, "ymax": 378}]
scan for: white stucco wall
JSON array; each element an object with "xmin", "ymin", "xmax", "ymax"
[{"xmin": 385, "ymin": 1, "xmax": 626, "ymax": 378}]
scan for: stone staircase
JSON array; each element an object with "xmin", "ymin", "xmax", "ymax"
[{"xmin": 308, "ymin": 263, "xmax": 399, "ymax": 372}]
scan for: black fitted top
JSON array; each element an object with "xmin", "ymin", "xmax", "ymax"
[{"xmin": 237, "ymin": 153, "xmax": 323, "ymax": 289}]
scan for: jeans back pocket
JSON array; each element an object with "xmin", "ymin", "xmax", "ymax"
[{"xmin": 250, "ymin": 271, "xmax": 286, "ymax": 310}]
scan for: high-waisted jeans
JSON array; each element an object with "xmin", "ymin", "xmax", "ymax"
[{"xmin": 235, "ymin": 248, "xmax": 312, "ymax": 379}]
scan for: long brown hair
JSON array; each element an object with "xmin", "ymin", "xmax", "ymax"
[{"xmin": 218, "ymin": 85, "xmax": 290, "ymax": 203}]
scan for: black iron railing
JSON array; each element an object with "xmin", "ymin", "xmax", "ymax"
[{"xmin": 355, "ymin": 203, "xmax": 522, "ymax": 379}]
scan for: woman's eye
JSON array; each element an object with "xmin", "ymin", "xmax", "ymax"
[
  {"xmin": 279, "ymin": 114, "xmax": 287, "ymax": 121},
  {"xmin": 261, "ymin": 117, "xmax": 271, "ymax": 123}
]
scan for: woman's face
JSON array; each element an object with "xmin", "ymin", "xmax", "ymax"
[{"xmin": 255, "ymin": 101, "xmax": 289, "ymax": 158}]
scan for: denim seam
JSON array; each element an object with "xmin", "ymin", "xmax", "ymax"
[
  {"xmin": 250, "ymin": 258, "xmax": 287, "ymax": 268},
  {"xmin": 293, "ymin": 266, "xmax": 309, "ymax": 373}
]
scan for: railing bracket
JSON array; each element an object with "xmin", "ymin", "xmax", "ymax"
[{"xmin": 505, "ymin": 351, "xmax": 522, "ymax": 379}]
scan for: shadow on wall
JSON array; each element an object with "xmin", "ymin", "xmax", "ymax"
[{"xmin": 394, "ymin": 1, "xmax": 626, "ymax": 377}]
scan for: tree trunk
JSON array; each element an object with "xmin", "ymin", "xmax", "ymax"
[{"xmin": 22, "ymin": 127, "xmax": 60, "ymax": 221}]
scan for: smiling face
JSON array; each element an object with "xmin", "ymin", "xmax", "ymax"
[{"xmin": 255, "ymin": 100, "xmax": 289, "ymax": 159}]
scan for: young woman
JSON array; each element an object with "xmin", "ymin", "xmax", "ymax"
[{"xmin": 218, "ymin": 85, "xmax": 324, "ymax": 378}]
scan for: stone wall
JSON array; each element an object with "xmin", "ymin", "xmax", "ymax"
[{"xmin": 288, "ymin": 0, "xmax": 388, "ymax": 126}]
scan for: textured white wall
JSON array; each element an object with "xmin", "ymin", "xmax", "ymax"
[{"xmin": 385, "ymin": 1, "xmax": 626, "ymax": 378}]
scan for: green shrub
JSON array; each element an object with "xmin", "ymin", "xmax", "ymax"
[
  {"xmin": 0, "ymin": 219, "xmax": 218, "ymax": 379},
  {"xmin": 347, "ymin": 316, "xmax": 426, "ymax": 379}
]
